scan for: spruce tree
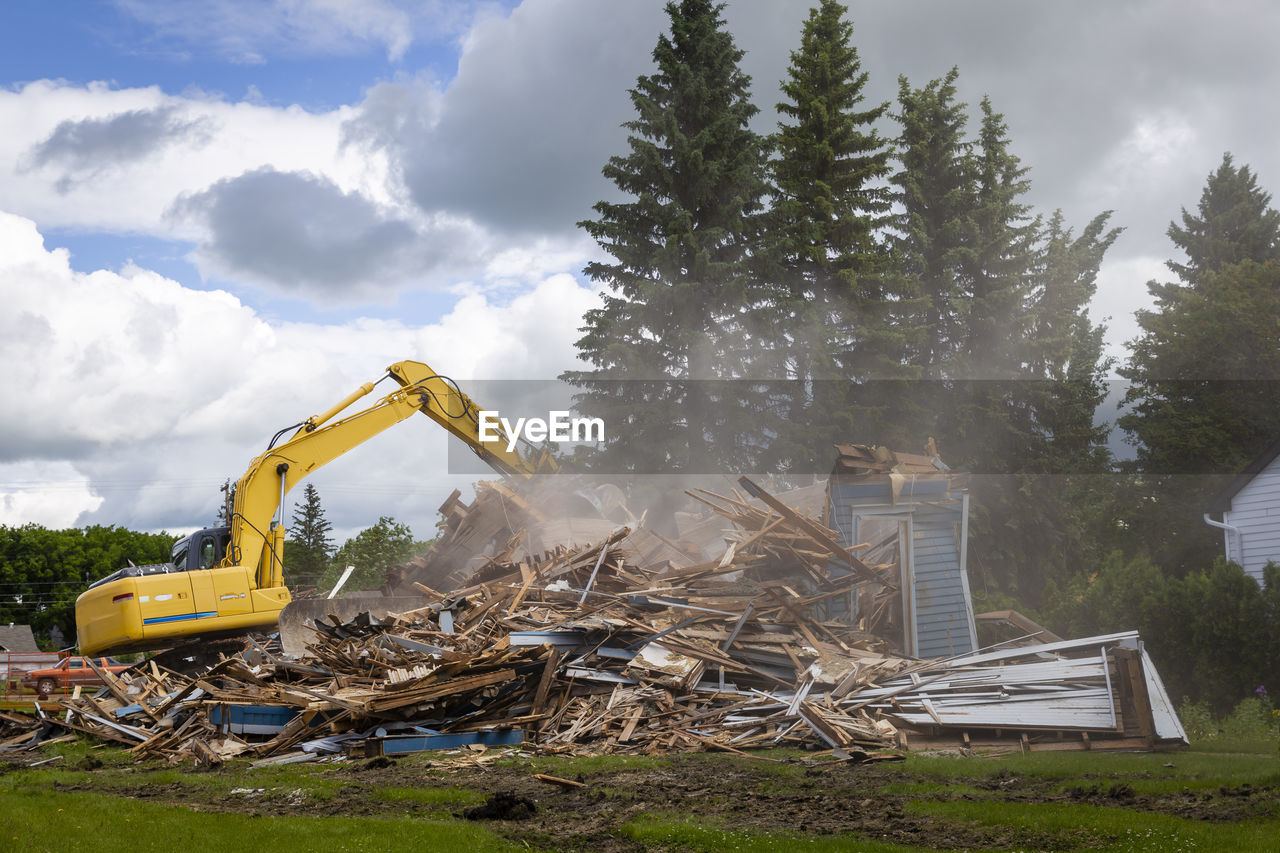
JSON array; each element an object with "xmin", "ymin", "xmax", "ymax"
[
  {"xmin": 286, "ymin": 483, "xmax": 334, "ymax": 588},
  {"xmin": 565, "ymin": 0, "xmax": 769, "ymax": 474},
  {"xmin": 1121, "ymin": 154, "xmax": 1280, "ymax": 475},
  {"xmin": 763, "ymin": 0, "xmax": 903, "ymax": 471},
  {"xmin": 890, "ymin": 68, "xmax": 972, "ymax": 376},
  {"xmin": 958, "ymin": 97, "xmax": 1039, "ymax": 377},
  {"xmin": 890, "ymin": 72, "xmax": 1120, "ymax": 603},
  {"xmin": 1119, "ymin": 154, "xmax": 1280, "ymax": 572},
  {"xmin": 1030, "ymin": 210, "xmax": 1121, "ymax": 469},
  {"xmin": 988, "ymin": 211, "xmax": 1120, "ymax": 603}
]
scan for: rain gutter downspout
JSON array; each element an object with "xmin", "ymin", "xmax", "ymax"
[{"xmin": 1202, "ymin": 513, "xmax": 1243, "ymax": 565}]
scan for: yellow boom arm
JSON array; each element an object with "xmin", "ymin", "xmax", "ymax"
[
  {"xmin": 75, "ymin": 360, "xmax": 556, "ymax": 655},
  {"xmin": 230, "ymin": 360, "xmax": 557, "ymax": 591}
]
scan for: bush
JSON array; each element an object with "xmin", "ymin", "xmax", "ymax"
[
  {"xmin": 1176, "ymin": 698, "xmax": 1218, "ymax": 741},
  {"xmin": 1177, "ymin": 694, "xmax": 1279, "ymax": 743},
  {"xmin": 1045, "ymin": 554, "xmax": 1280, "ymax": 713}
]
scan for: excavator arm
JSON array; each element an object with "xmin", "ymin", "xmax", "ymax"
[
  {"xmin": 229, "ymin": 360, "xmax": 556, "ymax": 592},
  {"xmin": 75, "ymin": 360, "xmax": 556, "ymax": 656}
]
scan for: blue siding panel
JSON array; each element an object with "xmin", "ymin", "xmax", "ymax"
[{"xmin": 829, "ymin": 485, "xmax": 975, "ymax": 659}]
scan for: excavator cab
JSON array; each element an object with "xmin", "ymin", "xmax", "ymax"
[{"xmin": 171, "ymin": 528, "xmax": 232, "ymax": 573}]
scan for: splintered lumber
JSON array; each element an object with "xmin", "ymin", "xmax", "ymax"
[
  {"xmin": 736, "ymin": 477, "xmax": 887, "ymax": 587},
  {"xmin": 37, "ymin": 477, "xmax": 1184, "ymax": 763}
]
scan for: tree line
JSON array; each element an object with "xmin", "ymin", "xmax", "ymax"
[{"xmin": 566, "ymin": 0, "xmax": 1280, "ymax": 709}]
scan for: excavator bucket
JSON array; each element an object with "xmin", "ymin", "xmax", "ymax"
[{"xmin": 276, "ymin": 595, "xmax": 430, "ymax": 657}]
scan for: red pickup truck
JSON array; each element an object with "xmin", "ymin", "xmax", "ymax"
[{"xmin": 22, "ymin": 656, "xmax": 131, "ymax": 697}]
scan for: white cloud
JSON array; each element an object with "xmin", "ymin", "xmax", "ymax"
[
  {"xmin": 0, "ymin": 461, "xmax": 103, "ymax": 528},
  {"xmin": 0, "ymin": 210, "xmax": 277, "ymax": 453},
  {"xmin": 1092, "ymin": 253, "xmax": 1167, "ymax": 369},
  {"xmin": 0, "ymin": 210, "xmax": 600, "ymax": 533},
  {"xmin": 0, "ymin": 80, "xmax": 380, "ymax": 237},
  {"xmin": 0, "ymin": 75, "xmax": 603, "ymax": 301},
  {"xmin": 344, "ymin": 0, "xmax": 664, "ymax": 235}
]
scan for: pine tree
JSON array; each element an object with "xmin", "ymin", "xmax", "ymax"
[
  {"xmin": 957, "ymin": 97, "xmax": 1040, "ymax": 377},
  {"xmin": 890, "ymin": 68, "xmax": 973, "ymax": 377},
  {"xmin": 979, "ymin": 211, "xmax": 1120, "ymax": 604},
  {"xmin": 564, "ymin": 0, "xmax": 769, "ymax": 475},
  {"xmin": 762, "ymin": 0, "xmax": 904, "ymax": 471},
  {"xmin": 1119, "ymin": 154, "xmax": 1280, "ymax": 572},
  {"xmin": 890, "ymin": 73, "xmax": 1120, "ymax": 603},
  {"xmin": 1121, "ymin": 153, "xmax": 1280, "ymax": 471},
  {"xmin": 1121, "ymin": 154, "xmax": 1280, "ymax": 474},
  {"xmin": 1165, "ymin": 154, "xmax": 1280, "ymax": 289},
  {"xmin": 946, "ymin": 97, "xmax": 1042, "ymax": 482},
  {"xmin": 1030, "ymin": 210, "xmax": 1121, "ymax": 468},
  {"xmin": 286, "ymin": 483, "xmax": 334, "ymax": 589}
]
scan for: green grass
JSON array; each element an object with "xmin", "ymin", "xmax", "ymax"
[
  {"xmin": 909, "ymin": 799, "xmax": 1279, "ymax": 852},
  {"xmin": 5, "ymin": 736, "xmax": 1280, "ymax": 852},
  {"xmin": 374, "ymin": 785, "xmax": 487, "ymax": 807},
  {"xmin": 1191, "ymin": 735, "xmax": 1279, "ymax": 754},
  {"xmin": 620, "ymin": 814, "xmax": 928, "ymax": 852},
  {"xmin": 901, "ymin": 745, "xmax": 1279, "ymax": 789},
  {"xmin": 0, "ymin": 788, "xmax": 524, "ymax": 853}
]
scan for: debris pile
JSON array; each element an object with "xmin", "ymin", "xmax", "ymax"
[{"xmin": 1, "ymin": 475, "xmax": 1187, "ymax": 765}]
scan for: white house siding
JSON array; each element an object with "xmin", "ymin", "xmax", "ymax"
[{"xmin": 1222, "ymin": 457, "xmax": 1280, "ymax": 582}]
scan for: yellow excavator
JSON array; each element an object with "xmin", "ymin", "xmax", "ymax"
[{"xmin": 75, "ymin": 360, "xmax": 557, "ymax": 657}]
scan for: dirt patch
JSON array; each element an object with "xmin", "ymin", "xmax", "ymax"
[{"xmin": 463, "ymin": 791, "xmax": 538, "ymax": 821}]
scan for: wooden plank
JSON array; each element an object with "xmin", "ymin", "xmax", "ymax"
[{"xmin": 737, "ymin": 477, "xmax": 888, "ymax": 586}]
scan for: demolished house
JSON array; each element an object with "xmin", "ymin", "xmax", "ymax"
[{"xmin": 0, "ymin": 447, "xmax": 1186, "ymax": 763}]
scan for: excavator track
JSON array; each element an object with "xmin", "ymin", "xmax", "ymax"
[{"xmin": 146, "ymin": 637, "xmax": 248, "ymax": 676}]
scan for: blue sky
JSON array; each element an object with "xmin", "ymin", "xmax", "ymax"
[
  {"xmin": 0, "ymin": 1, "xmax": 491, "ymax": 106},
  {"xmin": 1, "ymin": 0, "xmax": 1278, "ymax": 540}
]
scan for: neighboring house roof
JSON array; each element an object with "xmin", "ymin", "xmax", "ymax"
[
  {"xmin": 1207, "ymin": 437, "xmax": 1280, "ymax": 513},
  {"xmin": 0, "ymin": 624, "xmax": 39, "ymax": 652}
]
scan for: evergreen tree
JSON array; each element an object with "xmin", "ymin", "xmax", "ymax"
[
  {"xmin": 956, "ymin": 97, "xmax": 1039, "ymax": 377},
  {"xmin": 979, "ymin": 211, "xmax": 1120, "ymax": 603},
  {"xmin": 946, "ymin": 97, "xmax": 1042, "ymax": 481},
  {"xmin": 763, "ymin": 0, "xmax": 904, "ymax": 471},
  {"xmin": 1029, "ymin": 210, "xmax": 1120, "ymax": 426},
  {"xmin": 564, "ymin": 0, "xmax": 769, "ymax": 474},
  {"xmin": 285, "ymin": 483, "xmax": 334, "ymax": 589},
  {"xmin": 1119, "ymin": 154, "xmax": 1280, "ymax": 571},
  {"xmin": 1122, "ymin": 154, "xmax": 1280, "ymax": 474},
  {"xmin": 1165, "ymin": 154, "xmax": 1280, "ymax": 288},
  {"xmin": 889, "ymin": 68, "xmax": 973, "ymax": 376},
  {"xmin": 890, "ymin": 72, "xmax": 1119, "ymax": 603}
]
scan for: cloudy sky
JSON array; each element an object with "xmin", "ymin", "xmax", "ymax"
[{"xmin": 2, "ymin": 0, "xmax": 1277, "ymax": 542}]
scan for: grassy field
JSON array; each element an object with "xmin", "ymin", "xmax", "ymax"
[{"xmin": 2, "ymin": 737, "xmax": 1278, "ymax": 852}]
